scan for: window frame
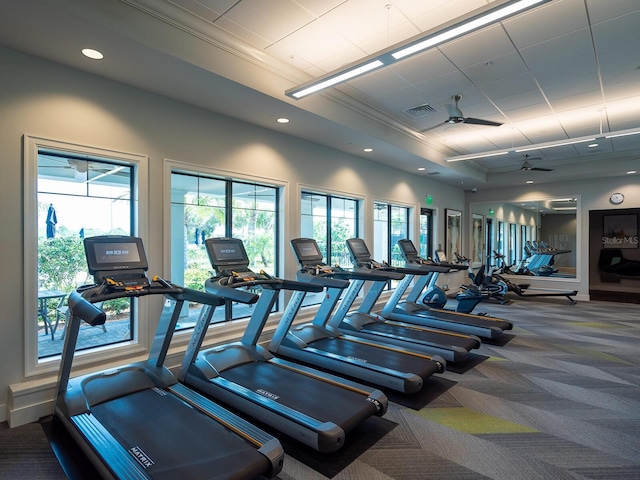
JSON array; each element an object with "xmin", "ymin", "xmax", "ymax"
[
  {"xmin": 299, "ymin": 188, "xmax": 360, "ymax": 267},
  {"xmin": 163, "ymin": 159, "xmax": 287, "ymax": 342},
  {"xmin": 373, "ymin": 200, "xmax": 412, "ymax": 290},
  {"xmin": 169, "ymin": 169, "xmax": 280, "ymax": 322},
  {"xmin": 23, "ymin": 135, "xmax": 148, "ymax": 377}
]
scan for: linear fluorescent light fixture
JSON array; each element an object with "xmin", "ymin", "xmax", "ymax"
[
  {"xmin": 286, "ymin": 0, "xmax": 550, "ymax": 99},
  {"xmin": 289, "ymin": 60, "xmax": 384, "ymax": 99},
  {"xmin": 605, "ymin": 130, "xmax": 640, "ymax": 139},
  {"xmin": 447, "ymin": 151, "xmax": 510, "ymax": 162},
  {"xmin": 515, "ymin": 138, "xmax": 596, "ymax": 152},
  {"xmin": 446, "ymin": 126, "xmax": 640, "ymax": 163},
  {"xmin": 392, "ymin": 0, "xmax": 548, "ymax": 60}
]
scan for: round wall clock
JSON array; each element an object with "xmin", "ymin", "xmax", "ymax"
[{"xmin": 609, "ymin": 192, "xmax": 624, "ymax": 205}]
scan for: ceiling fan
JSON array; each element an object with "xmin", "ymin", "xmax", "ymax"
[
  {"xmin": 422, "ymin": 94, "xmax": 503, "ymax": 132},
  {"xmin": 520, "ymin": 155, "xmax": 553, "ymax": 172}
]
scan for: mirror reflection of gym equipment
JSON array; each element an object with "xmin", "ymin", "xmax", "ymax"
[{"xmin": 471, "ymin": 198, "xmax": 577, "ymax": 279}]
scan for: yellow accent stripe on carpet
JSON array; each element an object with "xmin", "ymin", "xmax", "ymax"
[{"xmin": 417, "ymin": 407, "xmax": 539, "ymax": 434}]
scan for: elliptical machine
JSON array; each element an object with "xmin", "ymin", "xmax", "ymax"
[{"xmin": 413, "ymin": 249, "xmax": 484, "ymax": 314}]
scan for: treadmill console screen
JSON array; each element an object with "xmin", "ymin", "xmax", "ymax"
[
  {"xmin": 398, "ymin": 239, "xmax": 419, "ymax": 259},
  {"xmin": 205, "ymin": 238, "xmax": 249, "ymax": 268},
  {"xmin": 84, "ymin": 236, "xmax": 148, "ymax": 274},
  {"xmin": 436, "ymin": 250, "xmax": 448, "ymax": 263},
  {"xmin": 291, "ymin": 238, "xmax": 323, "ymax": 264},
  {"xmin": 346, "ymin": 238, "xmax": 371, "ymax": 259}
]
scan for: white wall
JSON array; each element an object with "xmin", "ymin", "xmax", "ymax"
[{"xmin": 0, "ymin": 46, "xmax": 462, "ymax": 424}]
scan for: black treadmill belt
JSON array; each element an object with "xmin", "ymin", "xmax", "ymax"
[
  {"xmin": 91, "ymin": 388, "xmax": 269, "ymax": 480},
  {"xmin": 361, "ymin": 322, "xmax": 479, "ymax": 351},
  {"xmin": 220, "ymin": 361, "xmax": 377, "ymax": 431},
  {"xmin": 403, "ymin": 304, "xmax": 512, "ymax": 331},
  {"xmin": 312, "ymin": 337, "xmax": 441, "ymax": 378}
]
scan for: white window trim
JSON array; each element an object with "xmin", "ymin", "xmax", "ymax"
[{"xmin": 23, "ymin": 135, "xmax": 149, "ymax": 377}]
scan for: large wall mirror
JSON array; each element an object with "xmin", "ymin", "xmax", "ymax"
[{"xmin": 470, "ymin": 197, "xmax": 578, "ymax": 279}]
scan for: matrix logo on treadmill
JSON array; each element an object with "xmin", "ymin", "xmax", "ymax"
[
  {"xmin": 257, "ymin": 388, "xmax": 279, "ymax": 400},
  {"xmin": 129, "ymin": 446, "xmax": 155, "ymax": 469}
]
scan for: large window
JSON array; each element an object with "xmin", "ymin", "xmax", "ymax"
[
  {"xmin": 36, "ymin": 154, "xmax": 135, "ymax": 359},
  {"xmin": 24, "ymin": 136, "xmax": 146, "ymax": 371},
  {"xmin": 170, "ymin": 172, "xmax": 278, "ymax": 323},
  {"xmin": 373, "ymin": 202, "xmax": 410, "ymax": 289},
  {"xmin": 300, "ymin": 192, "xmax": 358, "ymax": 267},
  {"xmin": 373, "ymin": 202, "xmax": 410, "ymax": 266},
  {"xmin": 300, "ymin": 191, "xmax": 359, "ymax": 306}
]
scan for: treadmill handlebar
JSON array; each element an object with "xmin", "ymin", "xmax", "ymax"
[
  {"xmin": 295, "ymin": 268, "xmax": 350, "ymax": 289},
  {"xmin": 353, "ymin": 263, "xmax": 405, "ymax": 280},
  {"xmin": 204, "ymin": 277, "xmax": 259, "ymax": 304},
  {"xmin": 68, "ymin": 290, "xmax": 107, "ymax": 327},
  {"xmin": 76, "ymin": 278, "xmax": 227, "ymax": 307},
  {"xmin": 397, "ymin": 263, "xmax": 452, "ymax": 274},
  {"xmin": 210, "ymin": 273, "xmax": 324, "ymax": 294}
]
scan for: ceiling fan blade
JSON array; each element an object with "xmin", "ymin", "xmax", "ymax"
[
  {"xmin": 420, "ymin": 121, "xmax": 448, "ymax": 133},
  {"xmin": 463, "ymin": 117, "xmax": 503, "ymax": 126}
]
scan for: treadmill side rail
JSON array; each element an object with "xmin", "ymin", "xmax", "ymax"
[
  {"xmin": 72, "ymin": 413, "xmax": 152, "ymax": 480},
  {"xmin": 170, "ymin": 383, "xmax": 284, "ymax": 476}
]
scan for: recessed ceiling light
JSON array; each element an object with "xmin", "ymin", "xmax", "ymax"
[
  {"xmin": 627, "ymin": 170, "xmax": 637, "ymax": 174},
  {"xmin": 526, "ymin": 180, "xmax": 533, "ymax": 184},
  {"xmin": 363, "ymin": 148, "xmax": 373, "ymax": 152},
  {"xmin": 276, "ymin": 117, "xmax": 289, "ymax": 124},
  {"xmin": 82, "ymin": 48, "xmax": 104, "ymax": 60},
  {"xmin": 588, "ymin": 143, "xmax": 598, "ymax": 148},
  {"xmin": 418, "ymin": 167, "xmax": 426, "ymax": 171}
]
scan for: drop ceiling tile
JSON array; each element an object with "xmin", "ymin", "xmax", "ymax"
[
  {"xmin": 462, "ymin": 51, "xmax": 528, "ymax": 87},
  {"xmin": 519, "ymin": 28, "xmax": 593, "ymax": 70},
  {"xmin": 223, "ymin": 0, "xmax": 315, "ymax": 44},
  {"xmin": 273, "ymin": 17, "xmax": 360, "ymax": 68},
  {"xmin": 313, "ymin": 42, "xmax": 372, "ymax": 72},
  {"xmin": 169, "ymin": 0, "xmax": 221, "ymax": 21},
  {"xmin": 214, "ymin": 16, "xmax": 273, "ymax": 49},
  {"xmin": 197, "ymin": 0, "xmax": 241, "ymax": 13},
  {"xmin": 598, "ymin": 40, "xmax": 640, "ymax": 84},
  {"xmin": 532, "ymin": 53, "xmax": 597, "ymax": 87},
  {"xmin": 389, "ymin": 49, "xmax": 456, "ymax": 85},
  {"xmin": 347, "ymin": 67, "xmax": 413, "ymax": 97},
  {"xmin": 592, "ymin": 10, "xmax": 640, "ymax": 49},
  {"xmin": 439, "ymin": 24, "xmax": 515, "ymax": 69},
  {"xmin": 410, "ymin": 0, "xmax": 488, "ymax": 32},
  {"xmin": 498, "ymin": 101, "xmax": 552, "ymax": 122},
  {"xmin": 290, "ymin": 0, "xmax": 345, "ymax": 16},
  {"xmin": 542, "ymin": 78, "xmax": 601, "ymax": 104},
  {"xmin": 413, "ymin": 70, "xmax": 474, "ymax": 101},
  {"xmin": 358, "ymin": 22, "xmax": 422, "ymax": 56},
  {"xmin": 586, "ymin": 0, "xmax": 640, "ymax": 24},
  {"xmin": 602, "ymin": 81, "xmax": 640, "ymax": 102},
  {"xmin": 504, "ymin": 0, "xmax": 588, "ymax": 49},
  {"xmin": 480, "ymin": 72, "xmax": 540, "ymax": 99}
]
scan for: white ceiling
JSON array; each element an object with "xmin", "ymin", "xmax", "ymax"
[{"xmin": 1, "ymin": 0, "xmax": 639, "ymax": 189}]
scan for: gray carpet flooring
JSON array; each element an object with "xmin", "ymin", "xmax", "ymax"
[{"xmin": 2, "ymin": 298, "xmax": 639, "ymax": 479}]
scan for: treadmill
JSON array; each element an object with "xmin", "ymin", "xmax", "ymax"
[
  {"xmin": 54, "ymin": 235, "xmax": 283, "ymax": 480},
  {"xmin": 268, "ymin": 246, "xmax": 446, "ymax": 395},
  {"xmin": 350, "ymin": 239, "xmax": 514, "ymax": 339},
  {"xmin": 289, "ymin": 238, "xmax": 480, "ymax": 363},
  {"xmin": 179, "ymin": 237, "xmax": 388, "ymax": 453}
]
